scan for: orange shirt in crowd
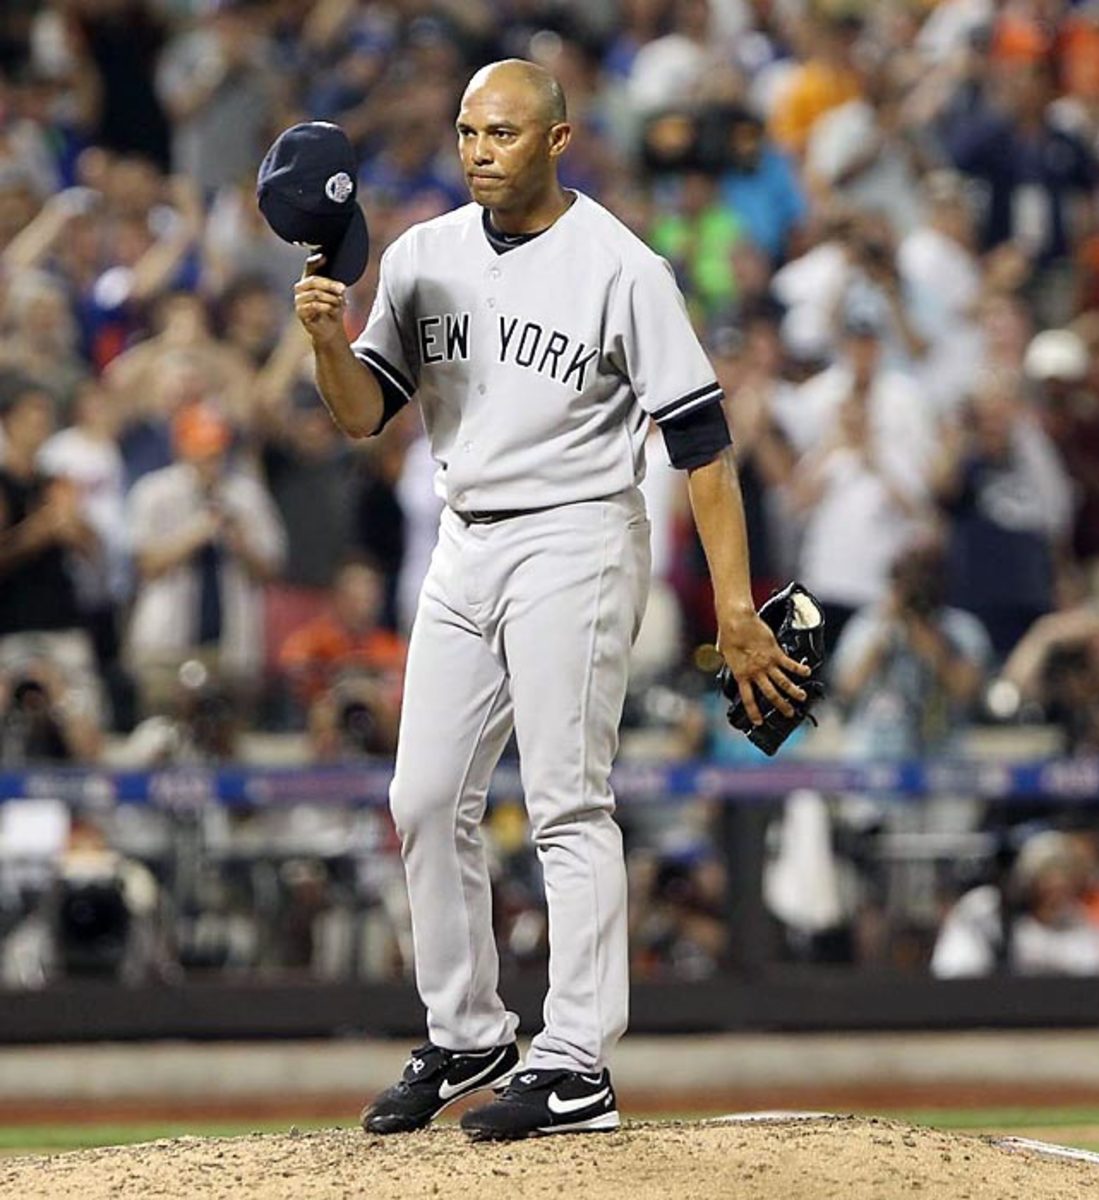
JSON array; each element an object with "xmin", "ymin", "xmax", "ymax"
[
  {"xmin": 279, "ymin": 615, "xmax": 407, "ymax": 704},
  {"xmin": 1083, "ymin": 887, "xmax": 1099, "ymax": 930},
  {"xmin": 992, "ymin": 8, "xmax": 1099, "ymax": 102},
  {"xmin": 769, "ymin": 62, "xmax": 862, "ymax": 155},
  {"xmin": 992, "ymin": 12, "xmax": 1055, "ymax": 64},
  {"xmin": 1062, "ymin": 15, "xmax": 1099, "ymax": 102}
]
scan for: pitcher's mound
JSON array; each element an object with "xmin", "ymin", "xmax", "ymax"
[{"xmin": 1, "ymin": 1116, "xmax": 1095, "ymax": 1200}]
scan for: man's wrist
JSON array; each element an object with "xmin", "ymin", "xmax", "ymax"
[{"xmin": 717, "ymin": 599, "xmax": 756, "ymax": 627}]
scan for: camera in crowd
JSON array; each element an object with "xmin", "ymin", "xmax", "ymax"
[
  {"xmin": 1041, "ymin": 647, "xmax": 1099, "ymax": 755},
  {"xmin": 180, "ymin": 678, "xmax": 239, "ymax": 761},
  {"xmin": 322, "ymin": 672, "xmax": 397, "ymax": 758},
  {"xmin": 0, "ymin": 664, "xmax": 74, "ymax": 764},
  {"xmin": 640, "ymin": 103, "xmax": 767, "ymax": 179},
  {"xmin": 53, "ymin": 874, "xmax": 132, "ymax": 978},
  {"xmin": 891, "ymin": 544, "xmax": 947, "ymax": 620}
]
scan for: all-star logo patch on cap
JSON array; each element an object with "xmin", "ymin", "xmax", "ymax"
[{"xmin": 256, "ymin": 121, "xmax": 369, "ymax": 285}]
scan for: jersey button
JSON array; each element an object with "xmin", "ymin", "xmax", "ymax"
[
  {"xmin": 477, "ymin": 384, "xmax": 486, "ymax": 394},
  {"xmin": 487, "ymin": 297, "xmax": 496, "ymax": 308},
  {"xmin": 462, "ymin": 441, "xmax": 472, "ymax": 452},
  {"xmin": 489, "ymin": 267, "xmax": 501, "ymax": 279}
]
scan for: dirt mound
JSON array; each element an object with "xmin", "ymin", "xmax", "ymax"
[{"xmin": 1, "ymin": 1116, "xmax": 1095, "ymax": 1200}]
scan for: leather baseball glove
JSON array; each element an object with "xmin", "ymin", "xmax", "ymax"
[{"xmin": 718, "ymin": 581, "xmax": 826, "ymax": 756}]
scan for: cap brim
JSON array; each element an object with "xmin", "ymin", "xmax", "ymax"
[
  {"xmin": 257, "ymin": 190, "xmax": 369, "ymax": 285},
  {"xmin": 323, "ymin": 205, "xmax": 369, "ymax": 285}
]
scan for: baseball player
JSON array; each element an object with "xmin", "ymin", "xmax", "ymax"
[{"xmin": 294, "ymin": 59, "xmax": 810, "ymax": 1141}]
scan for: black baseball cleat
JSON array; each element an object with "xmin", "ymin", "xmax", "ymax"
[
  {"xmin": 460, "ymin": 1067, "xmax": 620, "ymax": 1140},
  {"xmin": 361, "ymin": 1041, "xmax": 520, "ymax": 1134}
]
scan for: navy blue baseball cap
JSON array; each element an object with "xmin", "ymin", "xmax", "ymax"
[{"xmin": 257, "ymin": 121, "xmax": 369, "ymax": 285}]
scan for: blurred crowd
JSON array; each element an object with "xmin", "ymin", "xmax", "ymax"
[{"xmin": 1, "ymin": 0, "xmax": 1099, "ymax": 985}]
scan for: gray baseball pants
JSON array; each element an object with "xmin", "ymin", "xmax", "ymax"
[{"xmin": 389, "ymin": 487, "xmax": 651, "ymax": 1073}]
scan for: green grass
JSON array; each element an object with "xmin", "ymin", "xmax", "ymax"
[
  {"xmin": 4, "ymin": 1107, "xmax": 1099, "ymax": 1158},
  {"xmin": 877, "ymin": 1106, "xmax": 1099, "ymax": 1130},
  {"xmin": 0, "ymin": 1117, "xmax": 354, "ymax": 1156},
  {"xmin": 853, "ymin": 1106, "xmax": 1099, "ymax": 1154}
]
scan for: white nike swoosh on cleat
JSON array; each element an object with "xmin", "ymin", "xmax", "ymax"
[
  {"xmin": 546, "ymin": 1086, "xmax": 610, "ymax": 1115},
  {"xmin": 438, "ymin": 1049, "xmax": 509, "ymax": 1101}
]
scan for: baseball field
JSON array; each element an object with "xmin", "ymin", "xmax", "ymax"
[
  {"xmin": 5, "ymin": 1033, "xmax": 1099, "ymax": 1198},
  {"xmin": 3, "ymin": 1105, "xmax": 1099, "ymax": 1198}
]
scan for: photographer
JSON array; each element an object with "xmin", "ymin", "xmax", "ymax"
[
  {"xmin": 639, "ymin": 100, "xmax": 806, "ymax": 278},
  {"xmin": 930, "ymin": 371, "xmax": 1073, "ymax": 658},
  {"xmin": 789, "ymin": 315, "xmax": 934, "ymax": 650},
  {"xmin": 994, "ymin": 602, "xmax": 1099, "ymax": 756},
  {"xmin": 832, "ymin": 538, "xmax": 992, "ymax": 761},
  {"xmin": 306, "ymin": 670, "xmax": 401, "ymax": 760},
  {"xmin": 125, "ymin": 398, "xmax": 286, "ymax": 716},
  {"xmin": 709, "ymin": 105, "xmax": 807, "ymax": 263},
  {"xmin": 838, "ymin": 216, "xmax": 930, "ymax": 367},
  {"xmin": 932, "ymin": 830, "xmax": 1099, "ymax": 978},
  {"xmin": 0, "ymin": 657, "xmax": 99, "ymax": 763},
  {"xmin": 278, "ymin": 556, "xmax": 406, "ymax": 759},
  {"xmin": 0, "ymin": 371, "xmax": 105, "ymax": 754},
  {"xmin": 115, "ymin": 658, "xmax": 242, "ymax": 766}
]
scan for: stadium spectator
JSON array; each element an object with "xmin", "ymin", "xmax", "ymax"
[
  {"xmin": 105, "ymin": 286, "xmax": 259, "ymax": 493},
  {"xmin": 9, "ymin": 158, "xmax": 205, "ymax": 358},
  {"xmin": 54, "ymin": 0, "xmax": 173, "ymax": 172},
  {"xmin": 215, "ymin": 272, "xmax": 284, "ymax": 368},
  {"xmin": 603, "ymin": 0, "xmax": 670, "ymax": 81},
  {"xmin": 279, "ymin": 556, "xmax": 405, "ymax": 704},
  {"xmin": 932, "ymin": 830, "xmax": 1099, "ymax": 977},
  {"xmin": 897, "ymin": 171, "xmax": 984, "ymax": 417},
  {"xmin": 0, "ymin": 369, "xmax": 104, "ymax": 748},
  {"xmin": 628, "ymin": 0, "xmax": 718, "ymax": 115},
  {"xmin": 0, "ymin": 655, "xmax": 99, "ymax": 764},
  {"xmin": 351, "ymin": 434, "xmax": 408, "ymax": 634},
  {"xmin": 769, "ymin": 205, "xmax": 853, "ymax": 365},
  {"xmin": 0, "ymin": 269, "xmax": 89, "ymax": 414},
  {"xmin": 715, "ymin": 105, "xmax": 807, "ymax": 263},
  {"xmin": 995, "ymin": 602, "xmax": 1099, "ymax": 756},
  {"xmin": 931, "ymin": 371, "xmax": 1073, "ymax": 658},
  {"xmin": 789, "ymin": 315, "xmax": 934, "ymax": 651},
  {"xmin": 253, "ymin": 328, "xmax": 365, "ymax": 660},
  {"xmin": 769, "ymin": 10, "xmax": 863, "ymax": 157},
  {"xmin": 279, "ymin": 555, "xmax": 405, "ymax": 758},
  {"xmin": 125, "ymin": 398, "xmax": 285, "ymax": 715},
  {"xmin": 1025, "ymin": 327, "xmax": 1099, "ymax": 579},
  {"xmin": 944, "ymin": 60, "xmax": 1098, "ymax": 268},
  {"xmin": 1, "ymin": 812, "xmax": 162, "ymax": 986},
  {"xmin": 628, "ymin": 836, "xmax": 727, "ymax": 980},
  {"xmin": 155, "ymin": 0, "xmax": 282, "ymax": 197},
  {"xmin": 37, "ymin": 378, "xmax": 131, "ymax": 726},
  {"xmin": 650, "ymin": 171, "xmax": 744, "ymax": 321},
  {"xmin": 832, "ymin": 539, "xmax": 992, "ymax": 760},
  {"xmin": 202, "ymin": 180, "xmax": 305, "ymax": 299},
  {"xmin": 804, "ymin": 65, "xmax": 926, "ymax": 237},
  {"xmin": 115, "ymin": 658, "xmax": 244, "ymax": 767}
]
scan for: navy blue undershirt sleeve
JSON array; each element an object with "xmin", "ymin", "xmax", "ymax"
[
  {"xmin": 661, "ymin": 398, "xmax": 732, "ymax": 470},
  {"xmin": 360, "ymin": 353, "xmax": 412, "ymax": 433}
]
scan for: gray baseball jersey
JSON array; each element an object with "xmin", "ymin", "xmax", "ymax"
[
  {"xmin": 354, "ymin": 190, "xmax": 724, "ymax": 1082},
  {"xmin": 351, "ymin": 191, "xmax": 722, "ymax": 511}
]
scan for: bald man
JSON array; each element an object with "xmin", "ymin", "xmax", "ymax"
[{"xmin": 295, "ymin": 60, "xmax": 808, "ymax": 1141}]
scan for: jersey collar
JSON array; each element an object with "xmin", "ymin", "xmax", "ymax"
[{"xmin": 480, "ymin": 190, "xmax": 580, "ymax": 256}]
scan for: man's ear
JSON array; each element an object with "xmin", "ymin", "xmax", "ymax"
[{"xmin": 547, "ymin": 121, "xmax": 572, "ymax": 160}]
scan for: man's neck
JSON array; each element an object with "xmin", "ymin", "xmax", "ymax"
[{"xmin": 488, "ymin": 184, "xmax": 573, "ymax": 236}]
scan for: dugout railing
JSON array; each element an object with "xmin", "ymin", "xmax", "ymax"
[{"xmin": 0, "ymin": 758, "xmax": 1097, "ymax": 1042}]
